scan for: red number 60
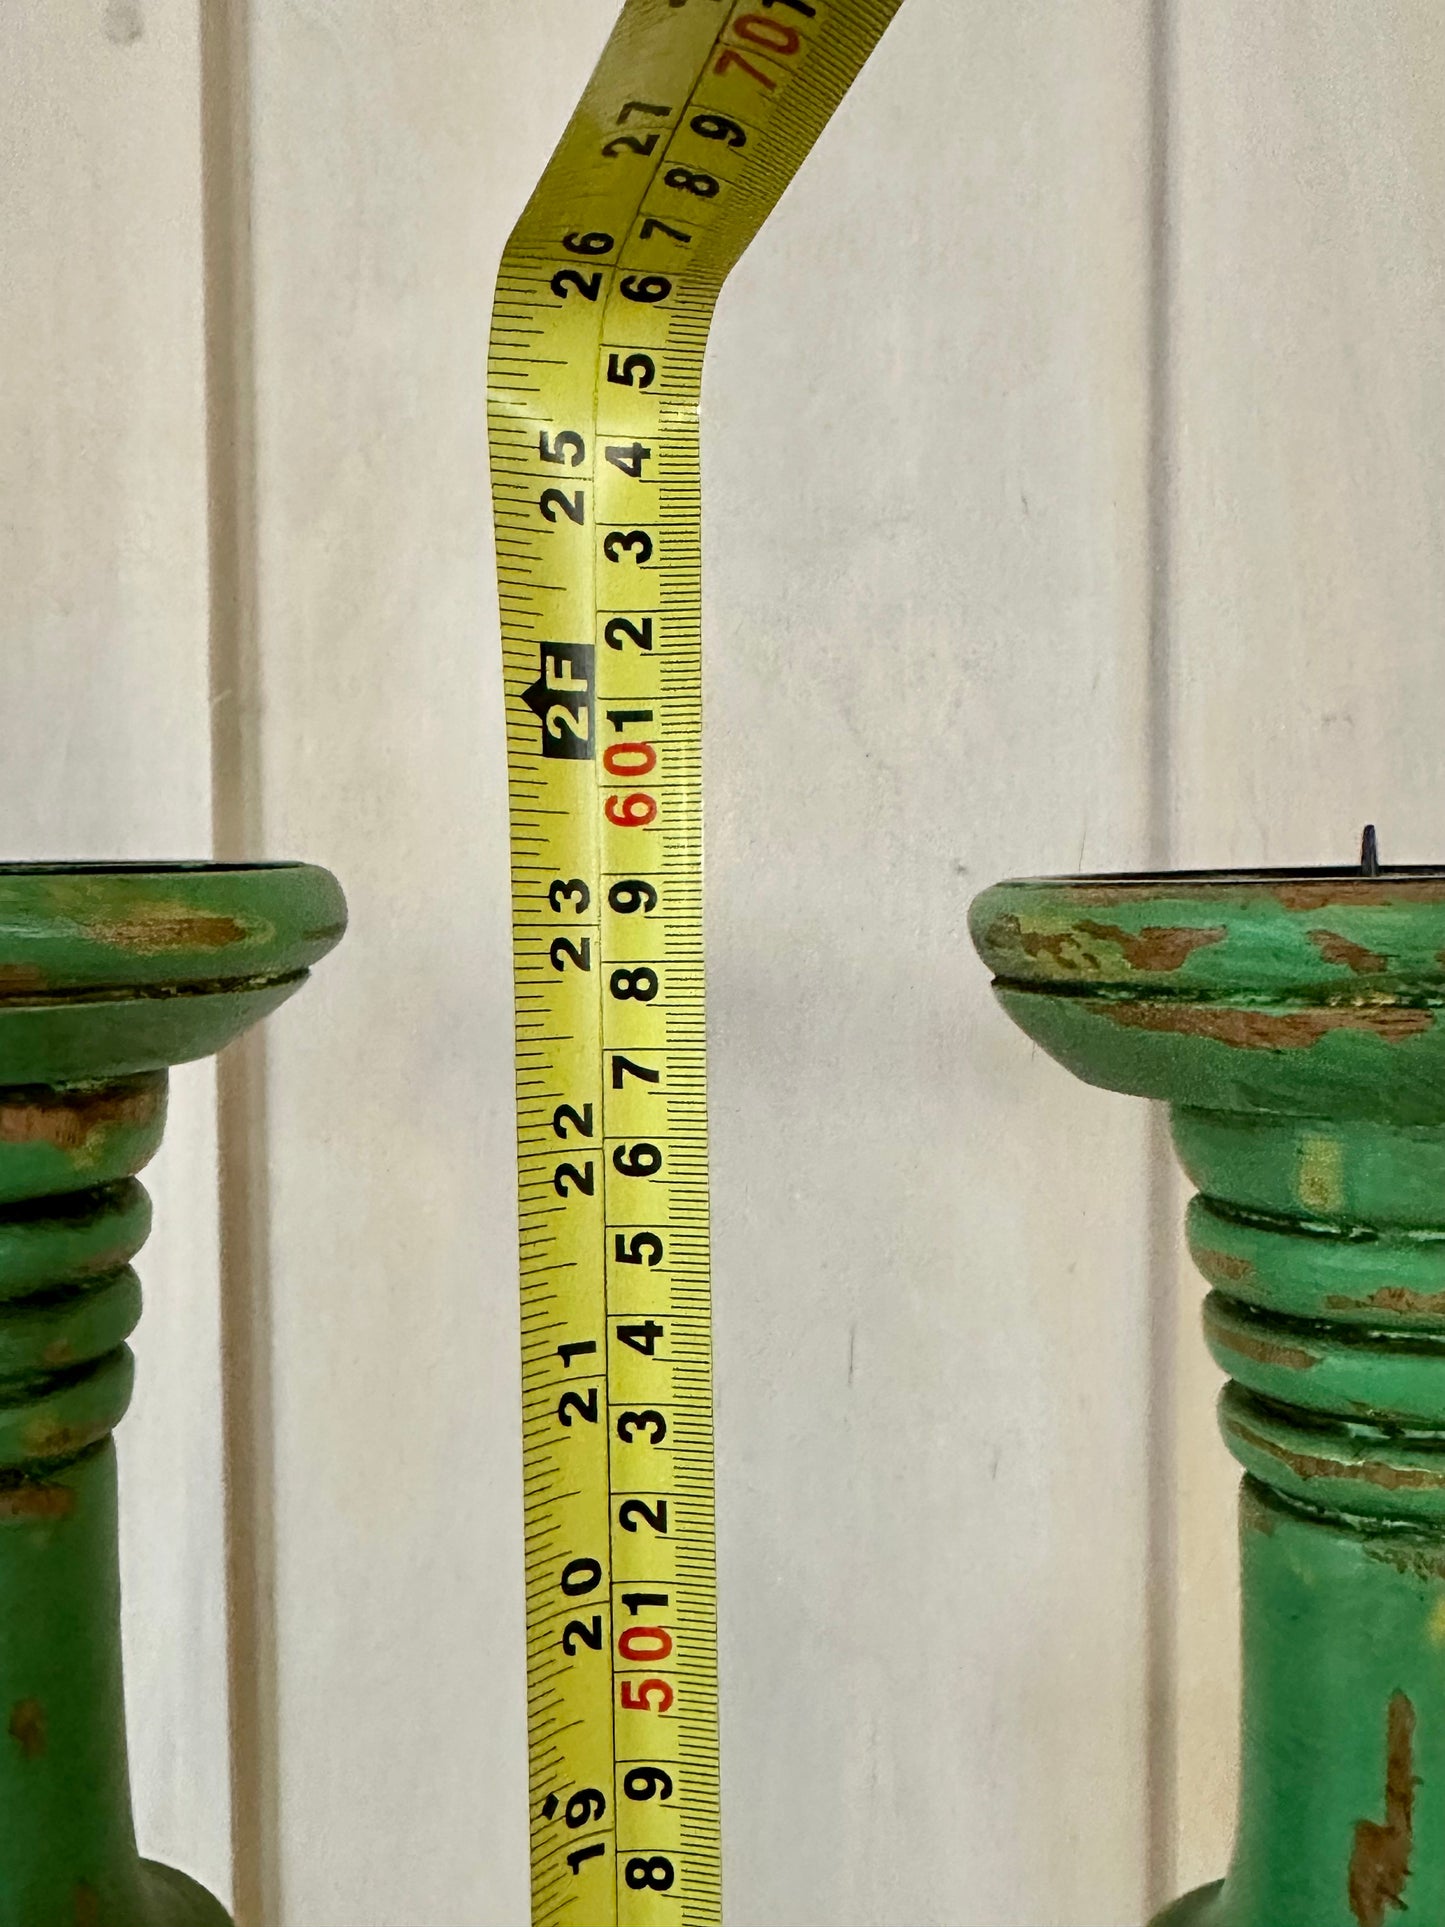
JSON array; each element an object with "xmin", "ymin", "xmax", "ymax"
[{"xmin": 605, "ymin": 792, "xmax": 658, "ymax": 829}]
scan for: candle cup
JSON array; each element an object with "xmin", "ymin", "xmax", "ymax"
[
  {"xmin": 971, "ymin": 867, "xmax": 1445, "ymax": 1927},
  {"xmin": 0, "ymin": 862, "xmax": 344, "ymax": 1927}
]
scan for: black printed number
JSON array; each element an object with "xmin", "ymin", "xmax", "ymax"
[
  {"xmin": 664, "ymin": 166, "xmax": 719, "ymax": 199},
  {"xmin": 564, "ymin": 1788, "xmax": 607, "ymax": 1828},
  {"xmin": 617, "ymin": 1409, "xmax": 668, "ymax": 1444},
  {"xmin": 609, "ymin": 879, "xmax": 658, "ymax": 915},
  {"xmin": 613, "ymin": 1142, "xmax": 662, "ymax": 1178},
  {"xmin": 607, "ymin": 353, "xmax": 656, "ymax": 389},
  {"xmin": 560, "ymin": 1557, "xmax": 602, "ymax": 1596},
  {"xmin": 639, "ymin": 216, "xmax": 691, "ymax": 245},
  {"xmin": 691, "ymin": 111, "xmax": 747, "ymax": 146},
  {"xmin": 605, "ymin": 442, "xmax": 651, "ymax": 479},
  {"xmin": 603, "ymin": 132, "xmax": 660, "ymax": 158},
  {"xmin": 612, "ymin": 1054, "xmax": 659, "ymax": 1089},
  {"xmin": 540, "ymin": 488, "xmax": 585, "ymax": 525},
  {"xmin": 623, "ymin": 1766, "xmax": 674, "ymax": 1802},
  {"xmin": 615, "ymin": 1231, "xmax": 664, "ymax": 1267},
  {"xmin": 605, "ymin": 617, "xmax": 653, "ymax": 652},
  {"xmin": 625, "ymin": 1856, "xmax": 675, "ymax": 1892},
  {"xmin": 619, "ymin": 274, "xmax": 671, "ymax": 304},
  {"xmin": 619, "ymin": 1498, "xmax": 668, "ymax": 1535},
  {"xmin": 610, "ymin": 967, "xmax": 658, "ymax": 1002},
  {"xmin": 539, "ymin": 430, "xmax": 585, "ymax": 466},
  {"xmin": 562, "ymin": 1615, "xmax": 603, "ymax": 1655},
  {"xmin": 604, "ymin": 529, "xmax": 653, "ymax": 564},
  {"xmin": 549, "ymin": 268, "xmax": 602, "ymax": 301}
]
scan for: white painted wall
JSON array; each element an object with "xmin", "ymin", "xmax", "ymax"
[
  {"xmin": 0, "ymin": 0, "xmax": 231, "ymax": 1895},
  {"xmin": 3, "ymin": 2, "xmax": 1442, "ymax": 1922}
]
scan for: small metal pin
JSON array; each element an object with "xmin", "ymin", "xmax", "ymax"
[{"xmin": 1361, "ymin": 824, "xmax": 1381, "ymax": 877}]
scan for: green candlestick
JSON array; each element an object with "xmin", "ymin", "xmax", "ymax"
[
  {"xmin": 972, "ymin": 857, "xmax": 1445, "ymax": 1927},
  {"xmin": 0, "ymin": 862, "xmax": 344, "ymax": 1927}
]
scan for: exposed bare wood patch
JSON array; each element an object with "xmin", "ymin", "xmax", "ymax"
[
  {"xmin": 7, "ymin": 1698, "xmax": 45, "ymax": 1761},
  {"xmin": 1228, "ymin": 1420, "xmax": 1445, "ymax": 1494},
  {"xmin": 1309, "ymin": 930, "xmax": 1389, "ymax": 975},
  {"xmin": 1104, "ymin": 1002, "xmax": 1433, "ymax": 1049},
  {"xmin": 1348, "ymin": 1692, "xmax": 1416, "ymax": 1927}
]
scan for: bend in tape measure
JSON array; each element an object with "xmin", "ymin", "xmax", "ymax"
[{"xmin": 487, "ymin": 4, "xmax": 901, "ymax": 1919}]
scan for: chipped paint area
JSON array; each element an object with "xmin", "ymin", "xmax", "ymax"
[
  {"xmin": 21, "ymin": 1417, "xmax": 111, "ymax": 1464},
  {"xmin": 983, "ymin": 911, "xmax": 1226, "ymax": 980},
  {"xmin": 82, "ymin": 906, "xmax": 252, "ymax": 953},
  {"xmin": 1194, "ymin": 1247, "xmax": 1257, "ymax": 1283},
  {"xmin": 1309, "ymin": 929, "xmax": 1389, "ymax": 975},
  {"xmin": 1326, "ymin": 1286, "xmax": 1445, "ymax": 1320},
  {"xmin": 1365, "ymin": 1540, "xmax": 1445, "ymax": 1586},
  {"xmin": 6, "ymin": 1698, "xmax": 45, "ymax": 1762},
  {"xmin": 0, "ymin": 1080, "xmax": 162, "ymax": 1159},
  {"xmin": 1239, "ymin": 1479, "xmax": 1279, "ymax": 1535},
  {"xmin": 0, "ymin": 966, "xmax": 48, "ymax": 997},
  {"xmin": 1348, "ymin": 1692, "xmax": 1415, "ymax": 1927},
  {"xmin": 1228, "ymin": 1419, "xmax": 1445, "ymax": 1494},
  {"xmin": 1277, "ymin": 881, "xmax": 1445, "ymax": 912},
  {"xmin": 1207, "ymin": 1316, "xmax": 1321, "ymax": 1373},
  {"xmin": 1058, "ymin": 883, "xmax": 1218, "ymax": 909},
  {"xmin": 1074, "ymin": 917, "xmax": 1227, "ymax": 971},
  {"xmin": 0, "ymin": 1481, "xmax": 75, "ymax": 1524},
  {"xmin": 1049, "ymin": 878, "xmax": 1445, "ymax": 911},
  {"xmin": 1103, "ymin": 1001, "xmax": 1434, "ymax": 1049}
]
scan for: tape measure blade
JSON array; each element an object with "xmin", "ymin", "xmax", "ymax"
[{"xmin": 489, "ymin": 5, "xmax": 904, "ymax": 1923}]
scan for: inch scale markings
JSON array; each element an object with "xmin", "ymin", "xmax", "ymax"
[{"xmin": 488, "ymin": 2, "xmax": 902, "ymax": 1921}]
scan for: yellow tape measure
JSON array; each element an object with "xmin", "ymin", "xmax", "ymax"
[{"xmin": 487, "ymin": 2, "xmax": 900, "ymax": 1918}]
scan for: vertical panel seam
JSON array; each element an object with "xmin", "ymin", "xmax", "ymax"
[
  {"xmin": 1145, "ymin": 0, "xmax": 1179, "ymax": 1909},
  {"xmin": 200, "ymin": 3, "xmax": 281, "ymax": 1922}
]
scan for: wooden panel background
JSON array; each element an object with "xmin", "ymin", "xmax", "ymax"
[{"xmin": 2, "ymin": 1, "xmax": 1441, "ymax": 1921}]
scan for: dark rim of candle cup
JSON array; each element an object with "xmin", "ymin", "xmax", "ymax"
[
  {"xmin": 0, "ymin": 861, "xmax": 307, "ymax": 876},
  {"xmin": 1010, "ymin": 866, "xmax": 1445, "ymax": 887}
]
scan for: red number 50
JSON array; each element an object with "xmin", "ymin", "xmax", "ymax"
[{"xmin": 620, "ymin": 1677, "xmax": 674, "ymax": 1714}]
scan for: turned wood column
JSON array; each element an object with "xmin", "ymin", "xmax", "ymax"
[
  {"xmin": 972, "ymin": 866, "xmax": 1445, "ymax": 1927},
  {"xmin": 0, "ymin": 862, "xmax": 343, "ymax": 1927}
]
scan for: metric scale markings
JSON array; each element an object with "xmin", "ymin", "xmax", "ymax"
[{"xmin": 488, "ymin": 2, "xmax": 902, "ymax": 1918}]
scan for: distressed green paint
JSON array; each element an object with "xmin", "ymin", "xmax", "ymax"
[
  {"xmin": 0, "ymin": 860, "xmax": 345, "ymax": 992},
  {"xmin": 973, "ymin": 869, "xmax": 1445, "ymax": 997},
  {"xmin": 1155, "ymin": 1483, "xmax": 1445, "ymax": 1927},
  {"xmin": 0, "ymin": 863, "xmax": 344, "ymax": 1927},
  {"xmin": 1188, "ymin": 1199, "xmax": 1445, "ymax": 1330},
  {"xmin": 971, "ymin": 869, "xmax": 1445, "ymax": 1927}
]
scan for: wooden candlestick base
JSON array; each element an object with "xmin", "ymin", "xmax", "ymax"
[
  {"xmin": 973, "ymin": 867, "xmax": 1445, "ymax": 1927},
  {"xmin": 0, "ymin": 863, "xmax": 344, "ymax": 1927}
]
